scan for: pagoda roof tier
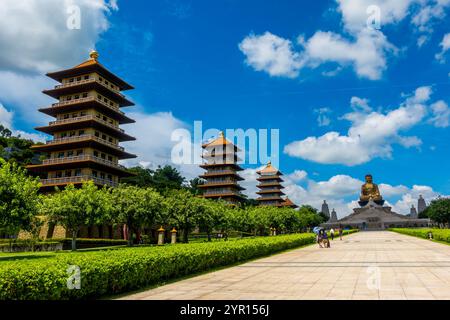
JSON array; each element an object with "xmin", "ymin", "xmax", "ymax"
[
  {"xmin": 198, "ymin": 181, "xmax": 245, "ymax": 190},
  {"xmin": 256, "ymin": 175, "xmax": 284, "ymax": 182},
  {"xmin": 199, "ymin": 171, "xmax": 244, "ymax": 181},
  {"xmin": 203, "ymin": 191, "xmax": 245, "ymax": 200},
  {"xmin": 256, "ymin": 161, "xmax": 283, "ymax": 175},
  {"xmin": 257, "ymin": 196, "xmax": 284, "ymax": 201},
  {"xmin": 43, "ymin": 79, "xmax": 134, "ymax": 106},
  {"xmin": 39, "ymin": 96, "xmax": 135, "ymax": 124},
  {"xmin": 199, "ymin": 163, "xmax": 244, "ymax": 171},
  {"xmin": 282, "ymin": 197, "xmax": 298, "ymax": 208},
  {"xmin": 35, "ymin": 115, "xmax": 136, "ymax": 142},
  {"xmin": 46, "ymin": 56, "xmax": 133, "ymax": 91},
  {"xmin": 26, "ymin": 155, "xmax": 133, "ymax": 177},
  {"xmin": 30, "ymin": 135, "xmax": 137, "ymax": 160},
  {"xmin": 257, "ymin": 182, "xmax": 284, "ymax": 189},
  {"xmin": 38, "ymin": 175, "xmax": 119, "ymax": 191},
  {"xmin": 256, "ymin": 189, "xmax": 285, "ymax": 195},
  {"xmin": 201, "ymin": 132, "xmax": 241, "ymax": 151},
  {"xmin": 202, "ymin": 151, "xmax": 242, "ymax": 160}
]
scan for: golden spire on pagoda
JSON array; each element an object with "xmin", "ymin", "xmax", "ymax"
[{"xmin": 89, "ymin": 50, "xmax": 99, "ymax": 60}]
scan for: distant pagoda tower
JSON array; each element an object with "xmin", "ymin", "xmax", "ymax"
[
  {"xmin": 418, "ymin": 195, "xmax": 427, "ymax": 214},
  {"xmin": 321, "ymin": 200, "xmax": 330, "ymax": 220},
  {"xmin": 256, "ymin": 161, "xmax": 296, "ymax": 208},
  {"xmin": 410, "ymin": 205, "xmax": 418, "ymax": 219},
  {"xmin": 330, "ymin": 209, "xmax": 338, "ymax": 222},
  {"xmin": 27, "ymin": 51, "xmax": 136, "ymax": 191},
  {"xmin": 198, "ymin": 131, "xmax": 245, "ymax": 205}
]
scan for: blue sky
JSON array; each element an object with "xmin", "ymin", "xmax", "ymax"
[{"xmin": 0, "ymin": 0, "xmax": 449, "ymax": 216}]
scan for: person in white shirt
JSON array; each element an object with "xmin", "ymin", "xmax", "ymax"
[{"xmin": 330, "ymin": 228, "xmax": 335, "ymax": 240}]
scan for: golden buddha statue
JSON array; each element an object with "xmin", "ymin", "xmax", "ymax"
[{"xmin": 359, "ymin": 174, "xmax": 384, "ymax": 206}]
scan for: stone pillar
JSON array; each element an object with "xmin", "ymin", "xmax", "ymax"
[
  {"xmin": 330, "ymin": 209, "xmax": 338, "ymax": 222},
  {"xmin": 157, "ymin": 226, "xmax": 165, "ymax": 245},
  {"xmin": 171, "ymin": 227, "xmax": 177, "ymax": 244}
]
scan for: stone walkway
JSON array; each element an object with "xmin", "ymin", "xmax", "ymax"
[{"xmin": 120, "ymin": 231, "xmax": 450, "ymax": 300}]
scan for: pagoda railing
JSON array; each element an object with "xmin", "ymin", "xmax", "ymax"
[
  {"xmin": 257, "ymin": 189, "xmax": 283, "ymax": 193},
  {"xmin": 55, "ymin": 78, "xmax": 124, "ymax": 97},
  {"xmin": 45, "ymin": 134, "xmax": 124, "ymax": 151},
  {"xmin": 51, "ymin": 96, "xmax": 125, "ymax": 116},
  {"xmin": 48, "ymin": 115, "xmax": 125, "ymax": 133},
  {"xmin": 40, "ymin": 175, "xmax": 118, "ymax": 187},
  {"xmin": 42, "ymin": 155, "xmax": 127, "ymax": 171},
  {"xmin": 201, "ymin": 180, "xmax": 238, "ymax": 187},
  {"xmin": 201, "ymin": 170, "xmax": 239, "ymax": 175},
  {"xmin": 203, "ymin": 190, "xmax": 242, "ymax": 196}
]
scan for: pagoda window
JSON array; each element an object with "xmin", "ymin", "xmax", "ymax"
[
  {"xmin": 64, "ymin": 114, "xmax": 70, "ymax": 119},
  {"xmin": 92, "ymin": 170, "xmax": 98, "ymax": 177},
  {"xmin": 69, "ymin": 78, "xmax": 74, "ymax": 83},
  {"xmin": 100, "ymin": 173, "xmax": 105, "ymax": 179},
  {"xmin": 102, "ymin": 134, "xmax": 106, "ymax": 140},
  {"xmin": 80, "ymin": 111, "xmax": 86, "ymax": 116},
  {"xmin": 61, "ymin": 132, "xmax": 67, "ymax": 138},
  {"xmin": 96, "ymin": 113, "xmax": 101, "ymax": 118},
  {"xmin": 56, "ymin": 172, "xmax": 62, "ymax": 178},
  {"xmin": 99, "ymin": 77, "xmax": 103, "ymax": 82},
  {"xmin": 109, "ymin": 101, "xmax": 114, "ymax": 106},
  {"xmin": 103, "ymin": 97, "xmax": 108, "ymax": 103},
  {"xmin": 102, "ymin": 115, "xmax": 107, "ymax": 121},
  {"xmin": 57, "ymin": 152, "xmax": 64, "ymax": 158},
  {"xmin": 69, "ymin": 131, "xmax": 76, "ymax": 137},
  {"xmin": 94, "ymin": 131, "xmax": 100, "ymax": 137},
  {"xmin": 78, "ymin": 130, "xmax": 85, "ymax": 135},
  {"xmin": 101, "ymin": 153, "xmax": 106, "ymax": 160},
  {"xmin": 75, "ymin": 169, "xmax": 82, "ymax": 176},
  {"xmin": 77, "ymin": 77, "xmax": 81, "ymax": 81},
  {"xmin": 97, "ymin": 94, "xmax": 101, "ymax": 99},
  {"xmin": 74, "ymin": 95, "xmax": 79, "ymax": 99},
  {"xmin": 72, "ymin": 113, "xmax": 78, "ymax": 118},
  {"xmin": 105, "ymin": 80, "xmax": 109, "ymax": 85},
  {"xmin": 107, "ymin": 174, "xmax": 112, "ymax": 181},
  {"xmin": 67, "ymin": 96, "xmax": 72, "ymax": 101},
  {"xmin": 65, "ymin": 170, "xmax": 72, "ymax": 177},
  {"xmin": 82, "ymin": 92, "xmax": 88, "ymax": 98},
  {"xmin": 108, "ymin": 137, "xmax": 113, "ymax": 143},
  {"xmin": 108, "ymin": 156, "xmax": 112, "ymax": 162},
  {"xmin": 84, "ymin": 75, "xmax": 89, "ymax": 80},
  {"xmin": 94, "ymin": 151, "xmax": 99, "ymax": 157},
  {"xmin": 67, "ymin": 151, "xmax": 74, "ymax": 157},
  {"xmin": 76, "ymin": 149, "xmax": 83, "ymax": 156}
]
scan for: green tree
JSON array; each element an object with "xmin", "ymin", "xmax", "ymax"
[
  {"xmin": 42, "ymin": 182, "xmax": 112, "ymax": 250},
  {"xmin": 188, "ymin": 177, "xmax": 204, "ymax": 196},
  {"xmin": 165, "ymin": 189, "xmax": 203, "ymax": 243},
  {"xmin": 0, "ymin": 158, "xmax": 41, "ymax": 238},
  {"xmin": 122, "ymin": 165, "xmax": 186, "ymax": 192},
  {"xmin": 424, "ymin": 197, "xmax": 450, "ymax": 226},
  {"xmin": 112, "ymin": 185, "xmax": 163, "ymax": 246}
]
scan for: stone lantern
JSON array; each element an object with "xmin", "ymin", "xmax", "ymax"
[
  {"xmin": 157, "ymin": 226, "xmax": 165, "ymax": 245},
  {"xmin": 171, "ymin": 227, "xmax": 177, "ymax": 244}
]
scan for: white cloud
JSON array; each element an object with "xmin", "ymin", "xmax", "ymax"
[
  {"xmin": 0, "ymin": 0, "xmax": 118, "ymax": 126},
  {"xmin": 0, "ymin": 103, "xmax": 46, "ymax": 142},
  {"xmin": 350, "ymin": 96, "xmax": 372, "ymax": 112},
  {"xmin": 120, "ymin": 111, "xmax": 202, "ymax": 181},
  {"xmin": 303, "ymin": 29, "xmax": 397, "ymax": 80},
  {"xmin": 238, "ymin": 32, "xmax": 303, "ymax": 78},
  {"xmin": 429, "ymin": 100, "xmax": 450, "ymax": 127},
  {"xmin": 287, "ymin": 170, "xmax": 308, "ymax": 182},
  {"xmin": 314, "ymin": 108, "xmax": 332, "ymax": 127},
  {"xmin": 284, "ymin": 86, "xmax": 433, "ymax": 165},
  {"xmin": 0, "ymin": 0, "xmax": 117, "ymax": 74},
  {"xmin": 435, "ymin": 33, "xmax": 450, "ymax": 62}
]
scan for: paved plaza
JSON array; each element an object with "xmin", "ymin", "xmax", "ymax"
[{"xmin": 121, "ymin": 231, "xmax": 450, "ymax": 300}]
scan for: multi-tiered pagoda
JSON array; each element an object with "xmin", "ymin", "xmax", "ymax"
[
  {"xmin": 27, "ymin": 51, "xmax": 136, "ymax": 191},
  {"xmin": 256, "ymin": 161, "xmax": 297, "ymax": 208},
  {"xmin": 198, "ymin": 132, "xmax": 245, "ymax": 205}
]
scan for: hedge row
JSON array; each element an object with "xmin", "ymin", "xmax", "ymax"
[
  {"xmin": 57, "ymin": 238, "xmax": 128, "ymax": 250},
  {"xmin": 0, "ymin": 233, "xmax": 315, "ymax": 300},
  {"xmin": 389, "ymin": 228, "xmax": 450, "ymax": 242}
]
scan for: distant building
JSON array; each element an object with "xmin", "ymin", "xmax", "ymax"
[
  {"xmin": 26, "ymin": 51, "xmax": 136, "ymax": 191},
  {"xmin": 198, "ymin": 131, "xmax": 245, "ymax": 205},
  {"xmin": 410, "ymin": 205, "xmax": 418, "ymax": 219},
  {"xmin": 330, "ymin": 209, "xmax": 338, "ymax": 222}
]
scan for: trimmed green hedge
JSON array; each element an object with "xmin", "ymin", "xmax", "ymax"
[
  {"xmin": 0, "ymin": 233, "xmax": 315, "ymax": 300},
  {"xmin": 57, "ymin": 238, "xmax": 128, "ymax": 250},
  {"xmin": 389, "ymin": 228, "xmax": 450, "ymax": 242}
]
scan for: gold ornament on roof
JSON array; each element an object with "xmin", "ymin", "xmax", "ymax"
[{"xmin": 89, "ymin": 50, "xmax": 99, "ymax": 60}]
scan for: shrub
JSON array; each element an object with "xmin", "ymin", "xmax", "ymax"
[
  {"xmin": 389, "ymin": 228, "xmax": 450, "ymax": 243},
  {"xmin": 57, "ymin": 238, "xmax": 128, "ymax": 250},
  {"xmin": 0, "ymin": 233, "xmax": 315, "ymax": 300}
]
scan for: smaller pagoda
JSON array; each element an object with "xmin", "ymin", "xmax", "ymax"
[
  {"xmin": 198, "ymin": 132, "xmax": 245, "ymax": 205},
  {"xmin": 256, "ymin": 161, "xmax": 297, "ymax": 207}
]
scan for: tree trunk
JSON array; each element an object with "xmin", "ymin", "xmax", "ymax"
[
  {"xmin": 71, "ymin": 230, "xmax": 77, "ymax": 251},
  {"xmin": 183, "ymin": 229, "xmax": 189, "ymax": 243},
  {"xmin": 207, "ymin": 232, "xmax": 212, "ymax": 242},
  {"xmin": 127, "ymin": 226, "xmax": 133, "ymax": 246}
]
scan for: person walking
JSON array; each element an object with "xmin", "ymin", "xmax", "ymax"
[
  {"xmin": 317, "ymin": 230, "xmax": 324, "ymax": 248},
  {"xmin": 330, "ymin": 228, "xmax": 335, "ymax": 240}
]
